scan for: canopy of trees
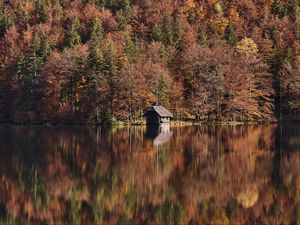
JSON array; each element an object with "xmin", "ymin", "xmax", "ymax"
[{"xmin": 0, "ymin": 0, "xmax": 300, "ymax": 124}]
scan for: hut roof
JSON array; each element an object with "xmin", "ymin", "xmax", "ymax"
[{"xmin": 144, "ymin": 106, "xmax": 173, "ymax": 118}]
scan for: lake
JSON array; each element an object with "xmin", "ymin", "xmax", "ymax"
[{"xmin": 0, "ymin": 124, "xmax": 300, "ymax": 225}]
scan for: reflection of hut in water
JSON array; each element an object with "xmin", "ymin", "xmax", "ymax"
[
  {"xmin": 154, "ymin": 124, "xmax": 173, "ymax": 146},
  {"xmin": 143, "ymin": 106, "xmax": 173, "ymax": 124},
  {"xmin": 145, "ymin": 123, "xmax": 173, "ymax": 146},
  {"xmin": 145, "ymin": 125, "xmax": 159, "ymax": 139},
  {"xmin": 145, "ymin": 124, "xmax": 173, "ymax": 146}
]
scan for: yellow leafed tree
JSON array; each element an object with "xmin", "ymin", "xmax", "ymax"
[
  {"xmin": 236, "ymin": 38, "xmax": 259, "ymax": 56},
  {"xmin": 210, "ymin": 17, "xmax": 229, "ymax": 36}
]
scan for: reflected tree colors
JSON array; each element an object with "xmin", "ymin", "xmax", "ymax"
[{"xmin": 0, "ymin": 124, "xmax": 300, "ymax": 225}]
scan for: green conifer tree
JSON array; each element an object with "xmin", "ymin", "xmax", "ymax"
[
  {"xmin": 225, "ymin": 22, "xmax": 237, "ymax": 46},
  {"xmin": 293, "ymin": 0, "xmax": 300, "ymax": 40},
  {"xmin": 103, "ymin": 41, "xmax": 120, "ymax": 88},
  {"xmin": 271, "ymin": 0, "xmax": 287, "ymax": 18},
  {"xmin": 102, "ymin": 41, "xmax": 120, "ymax": 116},
  {"xmin": 124, "ymin": 33, "xmax": 141, "ymax": 64},
  {"xmin": 116, "ymin": 0, "xmax": 132, "ymax": 30},
  {"xmin": 89, "ymin": 18, "xmax": 105, "ymax": 76},
  {"xmin": 66, "ymin": 17, "xmax": 82, "ymax": 48},
  {"xmin": 152, "ymin": 23, "xmax": 163, "ymax": 42},
  {"xmin": 35, "ymin": 0, "xmax": 48, "ymax": 23},
  {"xmin": 89, "ymin": 18, "xmax": 104, "ymax": 44},
  {"xmin": 197, "ymin": 31, "xmax": 207, "ymax": 45},
  {"xmin": 173, "ymin": 19, "xmax": 184, "ymax": 45},
  {"xmin": 162, "ymin": 16, "xmax": 174, "ymax": 46},
  {"xmin": 0, "ymin": 2, "xmax": 15, "ymax": 38},
  {"xmin": 156, "ymin": 75, "xmax": 170, "ymax": 106},
  {"xmin": 18, "ymin": 34, "xmax": 50, "ymax": 115}
]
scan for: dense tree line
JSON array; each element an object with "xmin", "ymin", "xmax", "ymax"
[{"xmin": 0, "ymin": 0, "xmax": 300, "ymax": 124}]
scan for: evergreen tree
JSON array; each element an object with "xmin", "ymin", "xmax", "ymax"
[
  {"xmin": 162, "ymin": 16, "xmax": 174, "ymax": 46},
  {"xmin": 293, "ymin": 0, "xmax": 300, "ymax": 40},
  {"xmin": 87, "ymin": 18, "xmax": 105, "ymax": 119},
  {"xmin": 156, "ymin": 75, "xmax": 170, "ymax": 106},
  {"xmin": 16, "ymin": 53, "xmax": 28, "ymax": 79},
  {"xmin": 66, "ymin": 17, "xmax": 81, "ymax": 48},
  {"xmin": 103, "ymin": 41, "xmax": 120, "ymax": 114},
  {"xmin": 17, "ymin": 34, "xmax": 50, "ymax": 115},
  {"xmin": 89, "ymin": 18, "xmax": 104, "ymax": 44},
  {"xmin": 17, "ymin": 52, "xmax": 42, "ymax": 113},
  {"xmin": 225, "ymin": 22, "xmax": 237, "ymax": 46},
  {"xmin": 271, "ymin": 0, "xmax": 287, "ymax": 18},
  {"xmin": 103, "ymin": 41, "xmax": 120, "ymax": 87},
  {"xmin": 124, "ymin": 33, "xmax": 141, "ymax": 64},
  {"xmin": 173, "ymin": 19, "xmax": 184, "ymax": 45},
  {"xmin": 69, "ymin": 51, "xmax": 85, "ymax": 114},
  {"xmin": 91, "ymin": 0, "xmax": 118, "ymax": 11},
  {"xmin": 35, "ymin": 0, "xmax": 48, "ymax": 23},
  {"xmin": 197, "ymin": 31, "xmax": 207, "ymax": 45},
  {"xmin": 158, "ymin": 16, "xmax": 184, "ymax": 46},
  {"xmin": 106, "ymin": 0, "xmax": 118, "ymax": 11},
  {"xmin": 152, "ymin": 23, "xmax": 163, "ymax": 42},
  {"xmin": 0, "ymin": 3, "xmax": 15, "ymax": 38},
  {"xmin": 88, "ymin": 18, "xmax": 105, "ymax": 76},
  {"xmin": 116, "ymin": 0, "xmax": 132, "ymax": 30},
  {"xmin": 39, "ymin": 34, "xmax": 51, "ymax": 60},
  {"xmin": 17, "ymin": 53, "xmax": 32, "ymax": 112},
  {"xmin": 53, "ymin": 0, "xmax": 63, "ymax": 20}
]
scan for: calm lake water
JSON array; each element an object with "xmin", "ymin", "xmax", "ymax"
[{"xmin": 1, "ymin": 124, "xmax": 300, "ymax": 225}]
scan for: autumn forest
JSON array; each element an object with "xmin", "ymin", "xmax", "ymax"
[{"xmin": 0, "ymin": 0, "xmax": 300, "ymax": 124}]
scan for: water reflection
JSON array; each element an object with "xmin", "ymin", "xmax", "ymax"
[
  {"xmin": 0, "ymin": 124, "xmax": 300, "ymax": 224},
  {"xmin": 146, "ymin": 124, "xmax": 173, "ymax": 146}
]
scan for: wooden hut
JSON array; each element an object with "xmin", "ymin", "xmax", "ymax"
[{"xmin": 144, "ymin": 106, "xmax": 173, "ymax": 124}]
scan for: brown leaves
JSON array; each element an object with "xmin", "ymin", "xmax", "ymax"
[{"xmin": 0, "ymin": 0, "xmax": 299, "ymax": 123}]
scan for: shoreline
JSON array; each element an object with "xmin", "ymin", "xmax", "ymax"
[{"xmin": 0, "ymin": 119, "xmax": 299, "ymax": 127}]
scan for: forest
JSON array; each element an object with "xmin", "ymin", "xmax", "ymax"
[{"xmin": 0, "ymin": 0, "xmax": 300, "ymax": 124}]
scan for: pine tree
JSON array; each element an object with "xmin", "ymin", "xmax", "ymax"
[
  {"xmin": 17, "ymin": 34, "xmax": 50, "ymax": 116},
  {"xmin": 225, "ymin": 22, "xmax": 237, "ymax": 46},
  {"xmin": 88, "ymin": 18, "xmax": 104, "ymax": 76},
  {"xmin": 0, "ymin": 2, "xmax": 15, "ymax": 38},
  {"xmin": 197, "ymin": 31, "xmax": 207, "ymax": 45},
  {"xmin": 124, "ymin": 33, "xmax": 141, "ymax": 64},
  {"xmin": 104, "ymin": 41, "xmax": 120, "ymax": 87},
  {"xmin": 103, "ymin": 41, "xmax": 120, "ymax": 115},
  {"xmin": 162, "ymin": 16, "xmax": 174, "ymax": 46},
  {"xmin": 17, "ymin": 52, "xmax": 42, "ymax": 113},
  {"xmin": 293, "ymin": 0, "xmax": 300, "ymax": 40},
  {"xmin": 17, "ymin": 53, "xmax": 28, "ymax": 79},
  {"xmin": 16, "ymin": 53, "xmax": 32, "ymax": 112},
  {"xmin": 173, "ymin": 19, "xmax": 184, "ymax": 45},
  {"xmin": 152, "ymin": 23, "xmax": 162, "ymax": 42},
  {"xmin": 156, "ymin": 75, "xmax": 170, "ymax": 106},
  {"xmin": 271, "ymin": 0, "xmax": 287, "ymax": 18},
  {"xmin": 87, "ymin": 18, "xmax": 105, "ymax": 119},
  {"xmin": 53, "ymin": 0, "xmax": 63, "ymax": 20},
  {"xmin": 35, "ymin": 0, "xmax": 48, "ymax": 23},
  {"xmin": 25, "ymin": 38, "xmax": 45, "ymax": 113},
  {"xmin": 66, "ymin": 17, "xmax": 82, "ymax": 48},
  {"xmin": 89, "ymin": 18, "xmax": 104, "ymax": 44},
  {"xmin": 116, "ymin": 0, "xmax": 132, "ymax": 30}
]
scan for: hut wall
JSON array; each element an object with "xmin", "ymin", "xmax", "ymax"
[
  {"xmin": 146, "ymin": 112, "xmax": 160, "ymax": 124},
  {"xmin": 160, "ymin": 117, "xmax": 170, "ymax": 123}
]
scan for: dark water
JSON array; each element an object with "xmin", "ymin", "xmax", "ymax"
[{"xmin": 0, "ymin": 124, "xmax": 300, "ymax": 225}]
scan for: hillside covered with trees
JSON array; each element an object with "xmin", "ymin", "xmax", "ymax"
[{"xmin": 0, "ymin": 0, "xmax": 300, "ymax": 124}]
